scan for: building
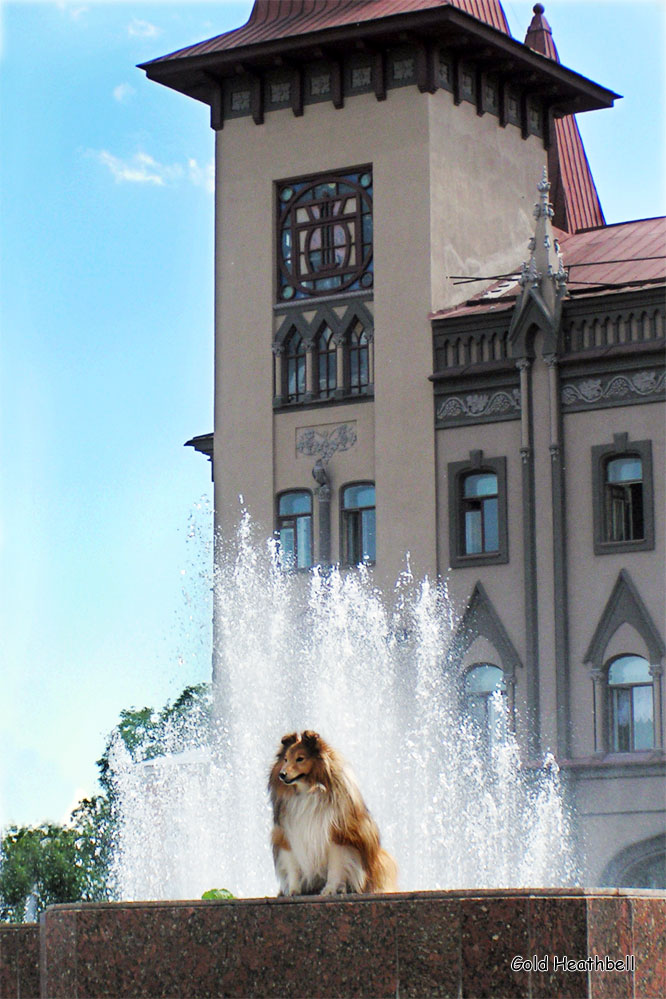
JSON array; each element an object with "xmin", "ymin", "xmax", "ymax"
[{"xmin": 141, "ymin": 1, "xmax": 665, "ymax": 887}]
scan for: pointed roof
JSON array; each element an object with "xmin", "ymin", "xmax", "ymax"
[
  {"xmin": 152, "ymin": 0, "xmax": 509, "ymax": 63},
  {"xmin": 523, "ymin": 3, "xmax": 605, "ymax": 233},
  {"xmin": 141, "ymin": 0, "xmax": 618, "ymax": 121}
]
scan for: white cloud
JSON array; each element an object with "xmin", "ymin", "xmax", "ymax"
[
  {"xmin": 113, "ymin": 83, "xmax": 136, "ymax": 103},
  {"xmin": 91, "ymin": 150, "xmax": 214, "ymax": 194},
  {"xmin": 56, "ymin": 2, "xmax": 89, "ymax": 21},
  {"xmin": 128, "ymin": 18, "xmax": 161, "ymax": 39},
  {"xmin": 93, "ymin": 150, "xmax": 183, "ymax": 186},
  {"xmin": 188, "ymin": 158, "xmax": 215, "ymax": 195}
]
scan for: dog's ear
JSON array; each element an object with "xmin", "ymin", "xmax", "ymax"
[
  {"xmin": 301, "ymin": 730, "xmax": 321, "ymax": 754},
  {"xmin": 279, "ymin": 733, "xmax": 298, "ymax": 751}
]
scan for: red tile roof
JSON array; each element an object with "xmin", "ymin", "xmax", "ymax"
[
  {"xmin": 523, "ymin": 3, "xmax": 605, "ymax": 233},
  {"xmin": 431, "ymin": 217, "xmax": 666, "ymax": 321},
  {"xmin": 157, "ymin": 0, "xmax": 510, "ymax": 62}
]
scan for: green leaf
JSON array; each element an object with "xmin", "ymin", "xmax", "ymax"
[{"xmin": 201, "ymin": 888, "xmax": 235, "ymax": 900}]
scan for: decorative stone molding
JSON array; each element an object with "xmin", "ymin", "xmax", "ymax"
[
  {"xmin": 584, "ymin": 569, "xmax": 665, "ymax": 673},
  {"xmin": 562, "ymin": 369, "xmax": 665, "ymax": 410},
  {"xmin": 436, "ymin": 388, "xmax": 520, "ymax": 426},
  {"xmin": 449, "ymin": 581, "xmax": 522, "ymax": 678},
  {"xmin": 296, "ymin": 423, "xmax": 357, "ymax": 462}
]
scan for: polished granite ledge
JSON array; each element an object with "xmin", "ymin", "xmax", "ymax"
[
  {"xmin": 3, "ymin": 888, "xmax": 665, "ymax": 999},
  {"xmin": 0, "ymin": 923, "xmax": 40, "ymax": 999}
]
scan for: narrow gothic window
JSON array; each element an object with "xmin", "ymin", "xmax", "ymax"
[
  {"xmin": 276, "ymin": 491, "xmax": 313, "ymax": 570},
  {"xmin": 316, "ymin": 324, "xmax": 337, "ymax": 398},
  {"xmin": 604, "ymin": 455, "xmax": 644, "ymax": 542},
  {"xmin": 342, "ymin": 483, "xmax": 375, "ymax": 565},
  {"xmin": 608, "ymin": 655, "xmax": 653, "ymax": 752},
  {"xmin": 277, "ymin": 168, "xmax": 373, "ymax": 301},
  {"xmin": 284, "ymin": 331, "xmax": 306, "ymax": 403},
  {"xmin": 461, "ymin": 472, "xmax": 499, "ymax": 555},
  {"xmin": 463, "ymin": 664, "xmax": 507, "ymax": 749},
  {"xmin": 348, "ymin": 320, "xmax": 370, "ymax": 395}
]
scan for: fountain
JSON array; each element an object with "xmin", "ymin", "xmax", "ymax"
[
  {"xmin": 10, "ymin": 515, "xmax": 665, "ymax": 997},
  {"xmin": 108, "ymin": 511, "xmax": 579, "ymax": 901}
]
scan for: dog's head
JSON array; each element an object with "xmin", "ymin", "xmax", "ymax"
[{"xmin": 275, "ymin": 731, "xmax": 322, "ymax": 788}]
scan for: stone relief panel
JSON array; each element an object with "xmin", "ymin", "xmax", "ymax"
[
  {"xmin": 296, "ymin": 422, "xmax": 358, "ymax": 462},
  {"xmin": 436, "ymin": 388, "xmax": 521, "ymax": 427},
  {"xmin": 562, "ymin": 368, "xmax": 665, "ymax": 411}
]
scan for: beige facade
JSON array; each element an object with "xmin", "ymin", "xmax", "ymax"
[{"xmin": 144, "ymin": 1, "xmax": 665, "ymax": 888}]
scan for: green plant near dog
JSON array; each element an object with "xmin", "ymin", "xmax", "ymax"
[{"xmin": 201, "ymin": 888, "xmax": 235, "ymax": 900}]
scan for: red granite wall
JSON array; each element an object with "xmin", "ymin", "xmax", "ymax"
[
  {"xmin": 0, "ymin": 924, "xmax": 40, "ymax": 999},
  {"xmin": 34, "ymin": 889, "xmax": 665, "ymax": 999}
]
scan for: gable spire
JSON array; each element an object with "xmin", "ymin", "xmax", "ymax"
[{"xmin": 509, "ymin": 169, "xmax": 567, "ymax": 351}]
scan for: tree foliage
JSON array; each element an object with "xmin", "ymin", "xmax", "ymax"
[{"xmin": 1, "ymin": 682, "xmax": 211, "ymax": 922}]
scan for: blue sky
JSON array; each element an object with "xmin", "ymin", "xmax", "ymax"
[{"xmin": 1, "ymin": 0, "xmax": 664, "ymax": 830}]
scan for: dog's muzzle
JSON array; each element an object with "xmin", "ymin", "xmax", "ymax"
[{"xmin": 279, "ymin": 772, "xmax": 302, "ymax": 784}]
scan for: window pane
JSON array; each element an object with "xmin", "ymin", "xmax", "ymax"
[
  {"xmin": 608, "ymin": 655, "xmax": 651, "ymax": 685},
  {"xmin": 465, "ymin": 508, "xmax": 482, "ymax": 554},
  {"xmin": 483, "ymin": 497, "xmax": 499, "ymax": 551},
  {"xmin": 633, "ymin": 685, "xmax": 654, "ymax": 750},
  {"xmin": 279, "ymin": 525, "xmax": 295, "ymax": 568},
  {"xmin": 607, "ymin": 456, "xmax": 642, "ymax": 483},
  {"xmin": 296, "ymin": 515, "xmax": 312, "ymax": 569},
  {"xmin": 343, "ymin": 484, "xmax": 375, "ymax": 509},
  {"xmin": 464, "ymin": 473, "xmax": 497, "ymax": 498},
  {"xmin": 279, "ymin": 492, "xmax": 311, "ymax": 516},
  {"xmin": 612, "ymin": 688, "xmax": 631, "ymax": 752},
  {"xmin": 361, "ymin": 508, "xmax": 376, "ymax": 561},
  {"xmin": 465, "ymin": 664, "xmax": 504, "ymax": 694},
  {"xmin": 345, "ymin": 512, "xmax": 359, "ymax": 564}
]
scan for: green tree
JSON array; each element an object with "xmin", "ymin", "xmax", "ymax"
[{"xmin": 1, "ymin": 682, "xmax": 211, "ymax": 922}]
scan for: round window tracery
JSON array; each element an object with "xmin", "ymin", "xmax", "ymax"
[{"xmin": 277, "ymin": 171, "xmax": 373, "ymax": 300}]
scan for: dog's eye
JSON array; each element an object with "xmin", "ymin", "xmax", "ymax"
[{"xmin": 296, "ymin": 756, "xmax": 304, "ymax": 762}]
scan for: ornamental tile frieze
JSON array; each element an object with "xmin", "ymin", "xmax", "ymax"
[
  {"xmin": 436, "ymin": 388, "xmax": 521, "ymax": 427},
  {"xmin": 561, "ymin": 369, "xmax": 665, "ymax": 411},
  {"xmin": 296, "ymin": 422, "xmax": 358, "ymax": 462}
]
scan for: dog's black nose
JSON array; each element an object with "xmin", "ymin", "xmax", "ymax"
[{"xmin": 279, "ymin": 771, "xmax": 287, "ymax": 781}]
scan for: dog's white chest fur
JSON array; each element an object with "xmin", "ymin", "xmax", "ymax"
[{"xmin": 281, "ymin": 787, "xmax": 333, "ymax": 882}]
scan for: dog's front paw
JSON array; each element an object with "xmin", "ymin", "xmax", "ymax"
[{"xmin": 320, "ymin": 882, "xmax": 346, "ymax": 896}]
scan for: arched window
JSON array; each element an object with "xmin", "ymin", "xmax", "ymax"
[
  {"xmin": 608, "ymin": 654, "xmax": 653, "ymax": 752},
  {"xmin": 463, "ymin": 664, "xmax": 507, "ymax": 748},
  {"xmin": 348, "ymin": 320, "xmax": 370, "ymax": 395},
  {"xmin": 276, "ymin": 491, "xmax": 313, "ymax": 570},
  {"xmin": 461, "ymin": 472, "xmax": 499, "ymax": 555},
  {"xmin": 341, "ymin": 482, "xmax": 375, "ymax": 565},
  {"xmin": 316, "ymin": 324, "xmax": 337, "ymax": 399},
  {"xmin": 604, "ymin": 455, "xmax": 644, "ymax": 542},
  {"xmin": 284, "ymin": 331, "xmax": 306, "ymax": 403}
]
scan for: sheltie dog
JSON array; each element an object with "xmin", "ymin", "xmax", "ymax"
[{"xmin": 268, "ymin": 730, "xmax": 398, "ymax": 896}]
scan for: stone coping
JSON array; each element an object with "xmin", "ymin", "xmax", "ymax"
[{"xmin": 34, "ymin": 888, "xmax": 665, "ymax": 999}]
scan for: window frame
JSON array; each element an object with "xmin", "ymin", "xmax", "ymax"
[
  {"xmin": 592, "ymin": 437, "xmax": 654, "ymax": 554},
  {"xmin": 340, "ymin": 480, "xmax": 376, "ymax": 566},
  {"xmin": 607, "ymin": 654, "xmax": 655, "ymax": 754},
  {"xmin": 275, "ymin": 489, "xmax": 314, "ymax": 571},
  {"xmin": 448, "ymin": 454, "xmax": 508, "ymax": 568},
  {"xmin": 282, "ymin": 330, "xmax": 307, "ymax": 404},
  {"xmin": 275, "ymin": 165, "xmax": 373, "ymax": 303},
  {"xmin": 462, "ymin": 662, "xmax": 508, "ymax": 750}
]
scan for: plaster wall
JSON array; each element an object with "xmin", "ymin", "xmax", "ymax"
[
  {"xmin": 562, "ymin": 400, "xmax": 666, "ymax": 758},
  {"xmin": 214, "ymin": 84, "xmax": 548, "ymax": 587},
  {"xmin": 573, "ymin": 773, "xmax": 666, "ymax": 883}
]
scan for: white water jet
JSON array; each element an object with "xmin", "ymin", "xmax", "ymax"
[{"xmin": 110, "ymin": 513, "xmax": 580, "ymax": 900}]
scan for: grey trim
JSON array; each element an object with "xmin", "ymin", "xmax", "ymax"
[
  {"xmin": 551, "ymin": 440, "xmax": 571, "ymax": 758},
  {"xmin": 274, "ymin": 300, "xmax": 374, "ymax": 350},
  {"xmin": 447, "ymin": 452, "xmax": 508, "ymax": 568},
  {"xmin": 450, "ymin": 581, "xmax": 523, "ymax": 678},
  {"xmin": 296, "ymin": 423, "xmax": 357, "ymax": 463},
  {"xmin": 584, "ymin": 569, "xmax": 665, "ymax": 671},
  {"xmin": 591, "ymin": 436, "xmax": 655, "ymax": 554}
]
